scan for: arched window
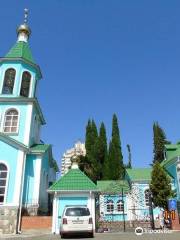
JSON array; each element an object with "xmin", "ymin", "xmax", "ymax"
[
  {"xmin": 3, "ymin": 109, "xmax": 19, "ymax": 133},
  {"xmin": 2, "ymin": 68, "xmax": 16, "ymax": 94},
  {"xmin": 144, "ymin": 189, "xmax": 150, "ymax": 206},
  {"xmin": 20, "ymin": 71, "xmax": 31, "ymax": 97},
  {"xmin": 106, "ymin": 199, "xmax": 114, "ymax": 213},
  {"xmin": 117, "ymin": 200, "xmax": 124, "ymax": 212},
  {"xmin": 0, "ymin": 163, "xmax": 8, "ymax": 204}
]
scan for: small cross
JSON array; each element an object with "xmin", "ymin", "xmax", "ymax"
[{"xmin": 24, "ymin": 8, "xmax": 29, "ymax": 24}]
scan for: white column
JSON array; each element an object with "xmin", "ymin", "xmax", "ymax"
[
  {"xmin": 13, "ymin": 150, "xmax": 25, "ymax": 205},
  {"xmin": 55, "ymin": 198, "xmax": 59, "ymax": 234},
  {"xmin": 24, "ymin": 103, "xmax": 33, "ymax": 146},
  {"xmin": 52, "ymin": 195, "xmax": 57, "ymax": 234},
  {"xmin": 33, "ymin": 156, "xmax": 42, "ymax": 204}
]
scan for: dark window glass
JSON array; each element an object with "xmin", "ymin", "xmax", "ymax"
[
  {"xmin": 0, "ymin": 180, "xmax": 6, "ymax": 186},
  {"xmin": 0, "ymin": 196, "xmax": 4, "ymax": 203},
  {"xmin": 0, "ymin": 164, "xmax": 7, "ymax": 171},
  {"xmin": 0, "ymin": 188, "xmax": 5, "ymax": 194},
  {"xmin": 20, "ymin": 71, "xmax": 31, "ymax": 97},
  {"xmin": 0, "ymin": 163, "xmax": 8, "ymax": 204},
  {"xmin": 0, "ymin": 172, "xmax": 7, "ymax": 178},
  {"xmin": 2, "ymin": 68, "xmax": 16, "ymax": 94},
  {"xmin": 65, "ymin": 208, "xmax": 90, "ymax": 216},
  {"xmin": 145, "ymin": 189, "xmax": 150, "ymax": 206}
]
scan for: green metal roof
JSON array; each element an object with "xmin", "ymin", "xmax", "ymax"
[
  {"xmin": 49, "ymin": 168, "xmax": 97, "ymax": 192},
  {"xmin": 97, "ymin": 180, "xmax": 130, "ymax": 194},
  {"xmin": 161, "ymin": 144, "xmax": 180, "ymax": 167},
  {"xmin": 30, "ymin": 144, "xmax": 50, "ymax": 153},
  {"xmin": 5, "ymin": 41, "xmax": 35, "ymax": 64},
  {"xmin": 126, "ymin": 168, "xmax": 152, "ymax": 181}
]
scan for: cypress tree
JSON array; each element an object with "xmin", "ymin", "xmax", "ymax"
[
  {"xmin": 91, "ymin": 120, "xmax": 98, "ymax": 144},
  {"xmin": 96, "ymin": 122, "xmax": 108, "ymax": 179},
  {"xmin": 85, "ymin": 119, "xmax": 93, "ymax": 156},
  {"xmin": 126, "ymin": 144, "xmax": 132, "ymax": 168},
  {"xmin": 84, "ymin": 119, "xmax": 99, "ymax": 182},
  {"xmin": 153, "ymin": 122, "xmax": 170, "ymax": 164},
  {"xmin": 108, "ymin": 114, "xmax": 124, "ymax": 179},
  {"xmin": 150, "ymin": 162, "xmax": 174, "ymax": 209}
]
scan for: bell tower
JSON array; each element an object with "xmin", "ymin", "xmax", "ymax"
[{"xmin": 0, "ymin": 9, "xmax": 45, "ymax": 146}]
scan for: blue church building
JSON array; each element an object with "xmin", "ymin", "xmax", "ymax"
[{"xmin": 0, "ymin": 11, "xmax": 58, "ymax": 234}]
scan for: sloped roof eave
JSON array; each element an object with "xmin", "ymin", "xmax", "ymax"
[
  {"xmin": 47, "ymin": 189, "xmax": 99, "ymax": 194},
  {"xmin": 0, "ymin": 133, "xmax": 28, "ymax": 152},
  {"xmin": 0, "ymin": 57, "xmax": 42, "ymax": 80},
  {"xmin": 49, "ymin": 169, "xmax": 97, "ymax": 192}
]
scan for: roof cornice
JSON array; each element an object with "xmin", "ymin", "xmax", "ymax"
[
  {"xmin": 0, "ymin": 57, "xmax": 42, "ymax": 80},
  {"xmin": 0, "ymin": 97, "xmax": 46, "ymax": 124},
  {"xmin": 47, "ymin": 189, "xmax": 99, "ymax": 194}
]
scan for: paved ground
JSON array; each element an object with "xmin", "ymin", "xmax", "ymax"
[{"xmin": 1, "ymin": 231, "xmax": 180, "ymax": 240}]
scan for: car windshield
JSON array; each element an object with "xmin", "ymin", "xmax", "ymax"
[{"xmin": 65, "ymin": 208, "xmax": 90, "ymax": 216}]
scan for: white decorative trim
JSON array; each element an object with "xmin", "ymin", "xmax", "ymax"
[
  {"xmin": 13, "ymin": 150, "xmax": 25, "ymax": 205},
  {"xmin": 0, "ymin": 107, "xmax": 20, "ymax": 134},
  {"xmin": 33, "ymin": 156, "xmax": 42, "ymax": 203},
  {"xmin": 23, "ymin": 103, "xmax": 33, "ymax": 145}
]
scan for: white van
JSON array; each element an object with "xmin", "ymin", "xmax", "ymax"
[{"xmin": 60, "ymin": 205, "xmax": 94, "ymax": 238}]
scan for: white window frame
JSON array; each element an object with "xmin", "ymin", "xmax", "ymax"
[
  {"xmin": 3, "ymin": 108, "xmax": 20, "ymax": 134},
  {"xmin": 117, "ymin": 200, "xmax": 124, "ymax": 212},
  {"xmin": 106, "ymin": 199, "xmax": 114, "ymax": 213}
]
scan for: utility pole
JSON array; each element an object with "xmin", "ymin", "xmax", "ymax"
[{"xmin": 149, "ymin": 190, "xmax": 155, "ymax": 230}]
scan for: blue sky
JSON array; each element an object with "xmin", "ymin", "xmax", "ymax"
[{"xmin": 1, "ymin": 1, "xmax": 180, "ymax": 169}]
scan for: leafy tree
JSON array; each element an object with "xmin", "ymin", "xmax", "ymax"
[
  {"xmin": 150, "ymin": 162, "xmax": 174, "ymax": 209},
  {"xmin": 126, "ymin": 144, "xmax": 132, "ymax": 168},
  {"xmin": 153, "ymin": 122, "xmax": 170, "ymax": 164},
  {"xmin": 108, "ymin": 114, "xmax": 124, "ymax": 179}
]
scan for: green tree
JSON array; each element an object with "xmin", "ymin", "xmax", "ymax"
[
  {"xmin": 85, "ymin": 119, "xmax": 93, "ymax": 156},
  {"xmin": 96, "ymin": 122, "xmax": 108, "ymax": 179},
  {"xmin": 84, "ymin": 119, "xmax": 99, "ymax": 182},
  {"xmin": 153, "ymin": 122, "xmax": 170, "ymax": 164},
  {"xmin": 150, "ymin": 162, "xmax": 174, "ymax": 209},
  {"xmin": 108, "ymin": 114, "xmax": 124, "ymax": 179},
  {"xmin": 126, "ymin": 144, "xmax": 132, "ymax": 168}
]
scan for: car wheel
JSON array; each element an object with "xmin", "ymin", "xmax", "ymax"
[
  {"xmin": 89, "ymin": 232, "xmax": 94, "ymax": 238},
  {"xmin": 61, "ymin": 233, "xmax": 66, "ymax": 239}
]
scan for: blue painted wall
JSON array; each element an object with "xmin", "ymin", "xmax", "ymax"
[
  {"xmin": 22, "ymin": 154, "xmax": 37, "ymax": 204},
  {"xmin": 0, "ymin": 61, "xmax": 38, "ymax": 98},
  {"xmin": 102, "ymin": 195, "xmax": 128, "ymax": 221},
  {"xmin": 0, "ymin": 141, "xmax": 18, "ymax": 203},
  {"xmin": 0, "ymin": 103, "xmax": 31, "ymax": 144}
]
